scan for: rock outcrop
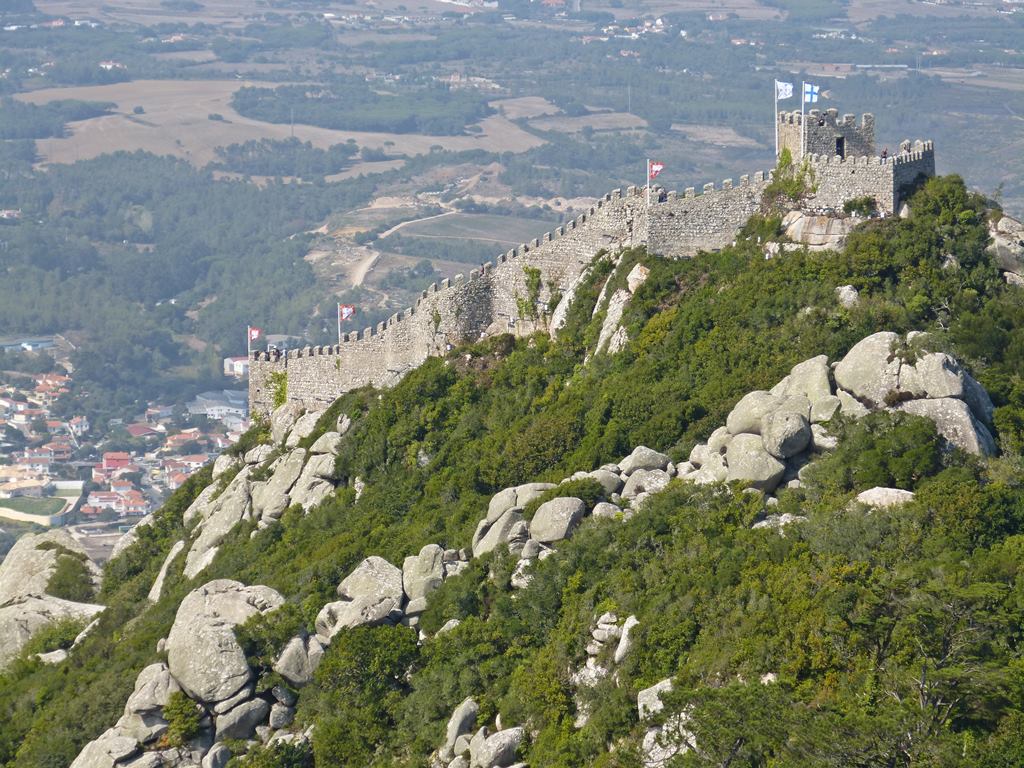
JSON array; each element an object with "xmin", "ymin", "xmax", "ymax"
[
  {"xmin": 0, "ymin": 530, "xmax": 104, "ymax": 668},
  {"xmin": 167, "ymin": 580, "xmax": 284, "ymax": 705}
]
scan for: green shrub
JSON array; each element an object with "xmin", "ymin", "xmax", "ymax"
[
  {"xmin": 843, "ymin": 195, "xmax": 878, "ymax": 217},
  {"xmin": 270, "ymin": 371, "xmax": 288, "ymax": 410},
  {"xmin": 22, "ymin": 618, "xmax": 88, "ymax": 657},
  {"xmin": 46, "ymin": 551, "xmax": 96, "ymax": 603},
  {"xmin": 521, "ymin": 478, "xmax": 606, "ymax": 520},
  {"xmin": 163, "ymin": 691, "xmax": 202, "ymax": 747}
]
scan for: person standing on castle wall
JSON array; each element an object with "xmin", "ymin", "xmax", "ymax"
[{"xmin": 881, "ymin": 147, "xmax": 888, "ymax": 159}]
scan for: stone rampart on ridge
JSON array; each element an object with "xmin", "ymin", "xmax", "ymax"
[{"xmin": 250, "ymin": 141, "xmax": 935, "ymax": 416}]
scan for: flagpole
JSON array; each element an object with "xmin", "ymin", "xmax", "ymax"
[
  {"xmin": 774, "ymin": 81, "xmax": 778, "ymax": 158},
  {"xmin": 246, "ymin": 325, "xmax": 251, "ymax": 357},
  {"xmin": 646, "ymin": 158, "xmax": 650, "ymax": 208},
  {"xmin": 337, "ymin": 303, "xmax": 342, "ymax": 345},
  {"xmin": 800, "ymin": 81, "xmax": 805, "ymax": 159}
]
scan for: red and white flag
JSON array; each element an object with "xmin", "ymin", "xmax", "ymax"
[
  {"xmin": 248, "ymin": 326, "xmax": 263, "ymax": 343},
  {"xmin": 338, "ymin": 304, "xmax": 356, "ymax": 322},
  {"xmin": 648, "ymin": 161, "xmax": 665, "ymax": 180}
]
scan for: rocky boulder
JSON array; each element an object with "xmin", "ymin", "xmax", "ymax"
[
  {"xmin": 215, "ymin": 698, "xmax": 270, "ymax": 741},
  {"xmin": 855, "ymin": 487, "xmax": 916, "ymax": 508},
  {"xmin": 469, "ymin": 727, "xmax": 525, "ymax": 768},
  {"xmin": 285, "ymin": 409, "xmax": 325, "ymax": 448},
  {"xmin": 529, "ymin": 498, "xmax": 586, "ymax": 543},
  {"xmin": 783, "ymin": 211, "xmax": 853, "ymax": 251},
  {"xmin": 250, "ymin": 449, "xmax": 305, "ymax": 523},
  {"xmin": 315, "ymin": 556, "xmax": 404, "ymax": 641},
  {"xmin": 0, "ymin": 529, "xmax": 100, "ymax": 604},
  {"xmin": 833, "ymin": 331, "xmax": 901, "ymax": 408},
  {"xmin": 473, "ymin": 508, "xmax": 525, "ymax": 558},
  {"xmin": 895, "ymin": 398, "xmax": 996, "ymax": 455},
  {"xmin": 760, "ymin": 411, "xmax": 811, "ymax": 459},
  {"xmin": 618, "ymin": 446, "xmax": 671, "ymax": 475},
  {"xmin": 725, "ymin": 391, "xmax": 780, "ymax": 436},
  {"xmin": 69, "ymin": 729, "xmax": 140, "ymax": 768},
  {"xmin": 167, "ymin": 580, "xmax": 284, "ymax": 704},
  {"xmin": 725, "ymin": 435, "xmax": 787, "ymax": 492},
  {"xmin": 989, "ymin": 215, "xmax": 1024, "ymax": 276},
  {"xmin": 403, "ymin": 544, "xmax": 445, "ymax": 601},
  {"xmin": 270, "ymin": 402, "xmax": 304, "ymax": 445},
  {"xmin": 440, "ymin": 697, "xmax": 479, "ymax": 763}
]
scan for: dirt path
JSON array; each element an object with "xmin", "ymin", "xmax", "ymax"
[
  {"xmin": 377, "ymin": 210, "xmax": 458, "ymax": 239},
  {"xmin": 350, "ymin": 249, "xmax": 380, "ymax": 286}
]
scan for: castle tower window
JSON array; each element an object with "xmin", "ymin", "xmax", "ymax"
[{"xmin": 835, "ymin": 137, "xmax": 845, "ymax": 158}]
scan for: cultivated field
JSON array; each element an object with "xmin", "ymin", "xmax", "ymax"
[
  {"xmin": 529, "ymin": 112, "xmax": 648, "ymax": 134},
  {"xmin": 386, "ymin": 212, "xmax": 560, "ymax": 245},
  {"xmin": 491, "ymin": 96, "xmax": 562, "ymax": 120},
  {"xmin": 15, "ymin": 80, "xmax": 545, "ymax": 167}
]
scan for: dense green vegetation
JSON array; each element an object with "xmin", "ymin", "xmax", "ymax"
[
  {"xmin": 231, "ymin": 81, "xmax": 493, "ymax": 135},
  {"xmin": 0, "ymin": 99, "xmax": 114, "ymax": 140},
  {"xmin": 211, "ymin": 137, "xmax": 358, "ymax": 179},
  {"xmin": 1, "ymin": 175, "xmax": 1022, "ymax": 766}
]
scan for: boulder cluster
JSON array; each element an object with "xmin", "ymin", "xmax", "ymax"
[
  {"xmin": 72, "ymin": 580, "xmax": 304, "ymax": 768},
  {"xmin": 432, "ymin": 697, "xmax": 526, "ymax": 768},
  {"xmin": 569, "ymin": 612, "xmax": 639, "ymax": 726},
  {"xmin": 678, "ymin": 331, "xmax": 995, "ymax": 495},
  {"xmin": 174, "ymin": 406, "xmax": 348, "ymax": 582}
]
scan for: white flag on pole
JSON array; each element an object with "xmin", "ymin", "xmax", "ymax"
[{"xmin": 775, "ymin": 81, "xmax": 793, "ymax": 100}]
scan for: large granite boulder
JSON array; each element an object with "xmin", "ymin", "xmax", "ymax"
[
  {"xmin": 473, "ymin": 508, "xmax": 525, "ymax": 558},
  {"xmin": 618, "ymin": 446, "xmax": 671, "ymax": 475},
  {"xmin": 285, "ymin": 410, "xmax": 325, "ymax": 448},
  {"xmin": 215, "ymin": 698, "xmax": 270, "ymax": 741},
  {"xmin": 855, "ymin": 487, "xmax": 916, "ymax": 508},
  {"xmin": 529, "ymin": 498, "xmax": 586, "ymax": 543},
  {"xmin": 0, "ymin": 529, "xmax": 100, "ymax": 603},
  {"xmin": 315, "ymin": 556, "xmax": 404, "ymax": 641},
  {"xmin": 833, "ymin": 332, "xmax": 901, "ymax": 408},
  {"xmin": 166, "ymin": 580, "xmax": 284, "ymax": 704},
  {"xmin": 403, "ymin": 544, "xmax": 445, "ymax": 601},
  {"xmin": 725, "ymin": 434, "xmax": 787, "ymax": 492},
  {"xmin": 147, "ymin": 540, "xmax": 185, "ymax": 603},
  {"xmin": 485, "ymin": 483, "xmax": 556, "ymax": 524},
  {"xmin": 270, "ymin": 402, "xmax": 304, "ymax": 445},
  {"xmin": 989, "ymin": 215, "xmax": 1024, "ymax": 275},
  {"xmin": 114, "ymin": 663, "xmax": 180, "ymax": 745},
  {"xmin": 309, "ymin": 431, "xmax": 342, "ymax": 455},
  {"xmin": 470, "ymin": 727, "xmax": 525, "ymax": 768},
  {"xmin": 273, "ymin": 636, "xmax": 317, "ymax": 687},
  {"xmin": 725, "ymin": 391, "xmax": 780, "ymax": 436},
  {"xmin": 895, "ymin": 398, "xmax": 997, "ymax": 456},
  {"xmin": 440, "ymin": 697, "xmax": 479, "ymax": 763},
  {"xmin": 760, "ymin": 411, "xmax": 811, "ymax": 459},
  {"xmin": 69, "ymin": 728, "xmax": 140, "ymax": 768}
]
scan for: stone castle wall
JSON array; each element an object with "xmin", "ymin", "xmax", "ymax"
[
  {"xmin": 250, "ymin": 141, "xmax": 934, "ymax": 415},
  {"xmin": 804, "ymin": 140, "xmax": 935, "ymax": 215},
  {"xmin": 778, "ymin": 109, "xmax": 876, "ymax": 160}
]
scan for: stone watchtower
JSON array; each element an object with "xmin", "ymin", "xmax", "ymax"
[{"xmin": 778, "ymin": 108, "xmax": 875, "ymax": 160}]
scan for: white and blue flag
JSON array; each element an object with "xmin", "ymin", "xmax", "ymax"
[{"xmin": 803, "ymin": 82, "xmax": 820, "ymax": 103}]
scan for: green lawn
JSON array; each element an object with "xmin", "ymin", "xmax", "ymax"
[{"xmin": 0, "ymin": 496, "xmax": 66, "ymax": 516}]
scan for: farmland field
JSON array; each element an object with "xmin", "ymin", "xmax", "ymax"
[
  {"xmin": 15, "ymin": 80, "xmax": 545, "ymax": 167},
  {"xmin": 385, "ymin": 212, "xmax": 561, "ymax": 245}
]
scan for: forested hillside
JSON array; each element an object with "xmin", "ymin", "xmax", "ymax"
[{"xmin": 2, "ymin": 176, "xmax": 1024, "ymax": 767}]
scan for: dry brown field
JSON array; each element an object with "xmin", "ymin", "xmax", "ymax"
[
  {"xmin": 15, "ymin": 79, "xmax": 545, "ymax": 167},
  {"xmin": 671, "ymin": 123, "xmax": 764, "ymax": 149},
  {"xmin": 529, "ymin": 112, "xmax": 648, "ymax": 134},
  {"xmin": 491, "ymin": 96, "xmax": 562, "ymax": 120}
]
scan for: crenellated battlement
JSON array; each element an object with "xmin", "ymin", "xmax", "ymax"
[{"xmin": 249, "ymin": 113, "xmax": 936, "ymax": 416}]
